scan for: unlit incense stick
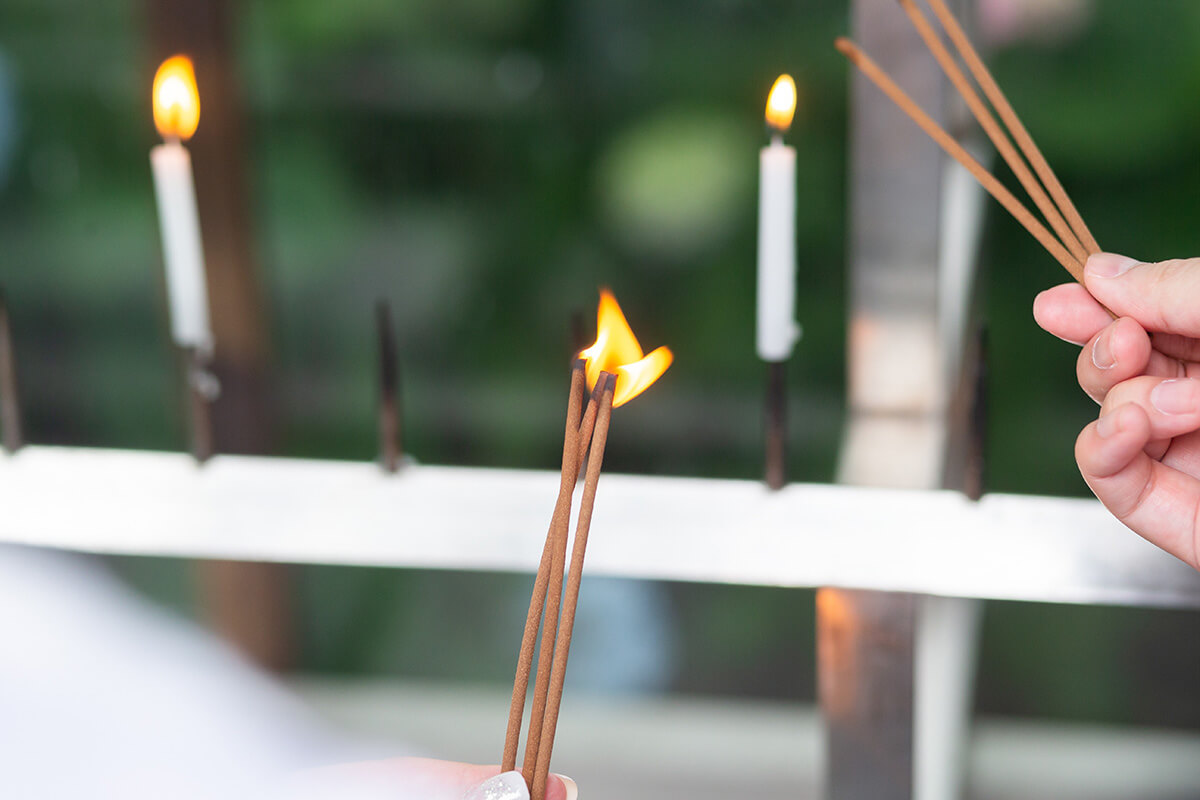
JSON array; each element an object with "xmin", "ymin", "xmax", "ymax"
[
  {"xmin": 835, "ymin": 38, "xmax": 1085, "ymax": 284},
  {"xmin": 896, "ymin": 0, "xmax": 1088, "ymax": 265},
  {"xmin": 924, "ymin": 0, "xmax": 1100, "ymax": 254},
  {"xmin": 186, "ymin": 348, "xmax": 215, "ymax": 463}
]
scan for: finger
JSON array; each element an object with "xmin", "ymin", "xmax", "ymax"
[
  {"xmin": 460, "ymin": 771, "xmax": 572, "ymax": 800},
  {"xmin": 1034, "ymin": 282, "xmax": 1112, "ymax": 345},
  {"xmin": 1150, "ymin": 331, "xmax": 1200, "ymax": 364},
  {"xmin": 448, "ymin": 765, "xmax": 571, "ymax": 800},
  {"xmin": 316, "ymin": 760, "xmax": 571, "ymax": 800},
  {"xmin": 1076, "ymin": 317, "xmax": 1152, "ymax": 404},
  {"xmin": 1099, "ymin": 376, "xmax": 1200, "ymax": 441},
  {"xmin": 1160, "ymin": 429, "xmax": 1200, "ymax": 477},
  {"xmin": 1077, "ymin": 404, "xmax": 1200, "ymax": 569},
  {"xmin": 1085, "ymin": 253, "xmax": 1200, "ymax": 337}
]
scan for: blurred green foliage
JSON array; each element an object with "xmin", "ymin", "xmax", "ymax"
[{"xmin": 2, "ymin": 0, "xmax": 1198, "ymax": 726}]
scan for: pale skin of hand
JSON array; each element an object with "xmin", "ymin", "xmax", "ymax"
[
  {"xmin": 1033, "ymin": 252, "xmax": 1200, "ymax": 571},
  {"xmin": 303, "ymin": 758, "xmax": 571, "ymax": 800}
]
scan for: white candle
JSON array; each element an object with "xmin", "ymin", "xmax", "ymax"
[
  {"xmin": 756, "ymin": 74, "xmax": 800, "ymax": 362},
  {"xmin": 150, "ymin": 56, "xmax": 212, "ymax": 353}
]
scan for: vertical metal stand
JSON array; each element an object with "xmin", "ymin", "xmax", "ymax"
[
  {"xmin": 187, "ymin": 348, "xmax": 217, "ymax": 463},
  {"xmin": 0, "ymin": 290, "xmax": 23, "ymax": 453},
  {"xmin": 764, "ymin": 361, "xmax": 787, "ymax": 490},
  {"xmin": 376, "ymin": 300, "xmax": 402, "ymax": 472},
  {"xmin": 819, "ymin": 588, "xmax": 918, "ymax": 799},
  {"xmin": 820, "ymin": 2, "xmax": 968, "ymax": 798}
]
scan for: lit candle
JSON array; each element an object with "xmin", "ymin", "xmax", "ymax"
[
  {"xmin": 756, "ymin": 74, "xmax": 799, "ymax": 362},
  {"xmin": 150, "ymin": 55, "xmax": 212, "ymax": 353}
]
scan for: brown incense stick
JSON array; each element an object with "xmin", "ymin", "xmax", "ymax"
[
  {"xmin": 925, "ymin": 0, "xmax": 1100, "ymax": 255},
  {"xmin": 835, "ymin": 37, "xmax": 1085, "ymax": 284},
  {"xmin": 502, "ymin": 360, "xmax": 586, "ymax": 774},
  {"xmin": 896, "ymin": 0, "xmax": 1088, "ymax": 266},
  {"xmin": 520, "ymin": 376, "xmax": 605, "ymax": 781},
  {"xmin": 575, "ymin": 382, "xmax": 602, "ymax": 470},
  {"xmin": 520, "ymin": 487, "xmax": 569, "ymax": 782},
  {"xmin": 531, "ymin": 372, "xmax": 617, "ymax": 800}
]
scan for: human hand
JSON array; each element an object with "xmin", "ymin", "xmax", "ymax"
[
  {"xmin": 1033, "ymin": 253, "xmax": 1200, "ymax": 570},
  {"xmin": 300, "ymin": 758, "xmax": 577, "ymax": 800}
]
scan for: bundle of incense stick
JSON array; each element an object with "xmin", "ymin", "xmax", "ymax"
[
  {"xmin": 502, "ymin": 359, "xmax": 617, "ymax": 800},
  {"xmin": 836, "ymin": 0, "xmax": 1105, "ymax": 296}
]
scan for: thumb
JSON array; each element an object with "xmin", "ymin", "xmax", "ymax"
[{"xmin": 1085, "ymin": 253, "xmax": 1200, "ymax": 336}]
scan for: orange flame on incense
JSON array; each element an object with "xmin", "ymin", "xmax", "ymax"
[
  {"xmin": 578, "ymin": 289, "xmax": 673, "ymax": 407},
  {"xmin": 153, "ymin": 56, "xmax": 200, "ymax": 140}
]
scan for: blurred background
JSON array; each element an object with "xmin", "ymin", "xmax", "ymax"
[{"xmin": 1, "ymin": 0, "xmax": 1199, "ymax": 764}]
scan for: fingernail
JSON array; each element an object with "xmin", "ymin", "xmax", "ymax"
[
  {"xmin": 1086, "ymin": 253, "xmax": 1140, "ymax": 278},
  {"xmin": 554, "ymin": 774, "xmax": 578, "ymax": 800},
  {"xmin": 464, "ymin": 771, "xmax": 529, "ymax": 800},
  {"xmin": 1091, "ymin": 328, "xmax": 1115, "ymax": 369},
  {"xmin": 1096, "ymin": 412, "xmax": 1121, "ymax": 439},
  {"xmin": 1151, "ymin": 379, "xmax": 1200, "ymax": 415}
]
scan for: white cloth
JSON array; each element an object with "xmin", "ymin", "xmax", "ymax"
[{"xmin": 0, "ymin": 545, "xmax": 401, "ymax": 800}]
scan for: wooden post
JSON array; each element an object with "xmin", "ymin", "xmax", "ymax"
[
  {"xmin": 820, "ymin": 1, "xmax": 955, "ymax": 797},
  {"xmin": 147, "ymin": 0, "xmax": 293, "ymax": 672}
]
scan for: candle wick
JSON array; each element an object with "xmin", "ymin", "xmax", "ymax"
[
  {"xmin": 770, "ymin": 133, "xmax": 783, "ymax": 147},
  {"xmin": 165, "ymin": 134, "xmax": 182, "ymax": 147}
]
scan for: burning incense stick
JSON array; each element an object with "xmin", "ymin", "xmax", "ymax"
[
  {"xmin": 520, "ymin": 375, "xmax": 607, "ymax": 781},
  {"xmin": 923, "ymin": 0, "xmax": 1099, "ymax": 255},
  {"xmin": 896, "ymin": 0, "xmax": 1088, "ymax": 265},
  {"xmin": 502, "ymin": 290, "xmax": 672, "ymax": 792},
  {"xmin": 531, "ymin": 374, "xmax": 615, "ymax": 800},
  {"xmin": 834, "ymin": 38, "xmax": 1085, "ymax": 284},
  {"xmin": 375, "ymin": 300, "xmax": 403, "ymax": 472},
  {"xmin": 502, "ymin": 360, "xmax": 586, "ymax": 774}
]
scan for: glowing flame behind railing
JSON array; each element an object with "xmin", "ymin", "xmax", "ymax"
[
  {"xmin": 153, "ymin": 55, "xmax": 200, "ymax": 140},
  {"xmin": 764, "ymin": 74, "xmax": 796, "ymax": 133},
  {"xmin": 579, "ymin": 289, "xmax": 673, "ymax": 407}
]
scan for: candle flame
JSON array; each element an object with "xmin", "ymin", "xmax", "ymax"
[
  {"xmin": 153, "ymin": 55, "xmax": 200, "ymax": 140},
  {"xmin": 579, "ymin": 289, "xmax": 673, "ymax": 408},
  {"xmin": 764, "ymin": 74, "xmax": 796, "ymax": 133}
]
